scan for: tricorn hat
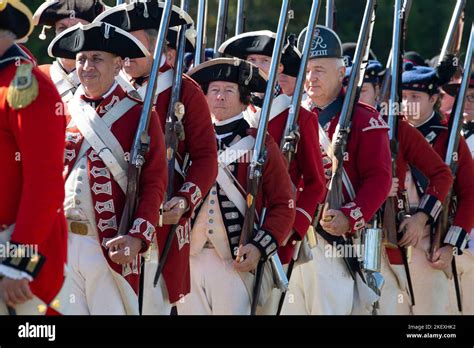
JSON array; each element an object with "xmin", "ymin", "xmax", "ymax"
[
  {"xmin": 0, "ymin": 0, "xmax": 34, "ymax": 41},
  {"xmin": 188, "ymin": 58, "xmax": 268, "ymax": 94},
  {"xmin": 48, "ymin": 21, "xmax": 149, "ymax": 60}
]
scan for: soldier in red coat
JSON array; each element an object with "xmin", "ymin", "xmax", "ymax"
[
  {"xmin": 443, "ymin": 75, "xmax": 474, "ymax": 314},
  {"xmin": 48, "ymin": 21, "xmax": 167, "ymax": 314},
  {"xmin": 181, "ymin": 57, "xmax": 295, "ymax": 314},
  {"xmin": 33, "ymin": 0, "xmax": 106, "ymax": 103},
  {"xmin": 218, "ymin": 30, "xmax": 326, "ymax": 314},
  {"xmin": 344, "ymin": 60, "xmax": 454, "ymax": 314},
  {"xmin": 281, "ymin": 26, "xmax": 392, "ymax": 315},
  {"xmin": 0, "ymin": 0, "xmax": 68, "ymax": 315},
  {"xmin": 96, "ymin": 1, "xmax": 218, "ymax": 314},
  {"xmin": 401, "ymin": 63, "xmax": 474, "ymax": 314}
]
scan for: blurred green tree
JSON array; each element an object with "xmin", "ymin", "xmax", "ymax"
[{"xmin": 22, "ymin": 0, "xmax": 473, "ymax": 66}]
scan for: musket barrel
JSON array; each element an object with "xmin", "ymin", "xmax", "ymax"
[
  {"xmin": 214, "ymin": 0, "xmax": 230, "ymax": 57},
  {"xmin": 446, "ymin": 23, "xmax": 474, "ymax": 170},
  {"xmin": 325, "ymin": 0, "xmax": 335, "ymax": 30},
  {"xmin": 281, "ymin": 0, "xmax": 322, "ymax": 156},
  {"xmin": 439, "ymin": 0, "xmax": 466, "ymax": 60},
  {"xmin": 195, "ymin": 0, "xmax": 208, "ymax": 66},
  {"xmin": 235, "ymin": 0, "xmax": 245, "ymax": 35}
]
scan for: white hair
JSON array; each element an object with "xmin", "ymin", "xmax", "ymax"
[{"xmin": 335, "ymin": 58, "xmax": 346, "ymax": 70}]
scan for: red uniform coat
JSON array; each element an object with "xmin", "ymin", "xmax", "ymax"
[
  {"xmin": 263, "ymin": 101, "xmax": 325, "ymax": 264},
  {"xmin": 386, "ymin": 120, "xmax": 453, "ymax": 264},
  {"xmin": 64, "ymin": 84, "xmax": 167, "ymax": 294},
  {"xmin": 0, "ymin": 45, "xmax": 67, "ymax": 306},
  {"xmin": 310, "ymin": 90, "xmax": 392, "ymax": 233},
  {"xmin": 148, "ymin": 64, "xmax": 218, "ymax": 302},
  {"xmin": 413, "ymin": 113, "xmax": 474, "ymax": 253},
  {"xmin": 230, "ymin": 129, "xmax": 296, "ymax": 249}
]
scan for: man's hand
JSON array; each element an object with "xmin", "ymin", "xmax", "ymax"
[
  {"xmin": 389, "ymin": 177, "xmax": 400, "ymax": 197},
  {"xmin": 320, "ymin": 209, "xmax": 350, "ymax": 236},
  {"xmin": 106, "ymin": 235, "xmax": 143, "ymax": 265},
  {"xmin": 162, "ymin": 196, "xmax": 189, "ymax": 225},
  {"xmin": 233, "ymin": 244, "xmax": 262, "ymax": 273},
  {"xmin": 429, "ymin": 245, "xmax": 454, "ymax": 271},
  {"xmin": 398, "ymin": 212, "xmax": 429, "ymax": 247},
  {"xmin": 0, "ymin": 278, "xmax": 33, "ymax": 307}
]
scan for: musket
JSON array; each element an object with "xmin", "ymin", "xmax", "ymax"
[
  {"xmin": 194, "ymin": 0, "xmax": 208, "ymax": 66},
  {"xmin": 153, "ymin": 0, "xmax": 191, "ymax": 288},
  {"xmin": 235, "ymin": 0, "xmax": 246, "ymax": 36},
  {"xmin": 116, "ymin": 0, "xmax": 173, "ymax": 314},
  {"xmin": 281, "ymin": 0, "xmax": 322, "ymax": 164},
  {"xmin": 325, "ymin": 0, "xmax": 336, "ymax": 31},
  {"xmin": 213, "ymin": 0, "xmax": 230, "ymax": 58},
  {"xmin": 382, "ymin": 0, "xmax": 415, "ymax": 308},
  {"xmin": 116, "ymin": 0, "xmax": 124, "ymax": 5},
  {"xmin": 439, "ymin": 0, "xmax": 466, "ymax": 63},
  {"xmin": 430, "ymin": 23, "xmax": 474, "ymax": 313},
  {"xmin": 276, "ymin": 0, "xmax": 322, "ymax": 316},
  {"xmin": 239, "ymin": 0, "xmax": 293, "ymax": 316},
  {"xmin": 379, "ymin": 0, "xmax": 412, "ymax": 107},
  {"xmin": 323, "ymin": 0, "xmax": 377, "ymax": 280}
]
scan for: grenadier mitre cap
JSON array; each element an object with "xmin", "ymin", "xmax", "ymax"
[{"xmin": 298, "ymin": 25, "xmax": 343, "ymax": 60}]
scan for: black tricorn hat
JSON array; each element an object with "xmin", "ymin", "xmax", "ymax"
[
  {"xmin": 48, "ymin": 21, "xmax": 150, "ymax": 59},
  {"xmin": 218, "ymin": 30, "xmax": 302, "ymax": 77},
  {"xmin": 93, "ymin": 1, "xmax": 192, "ymax": 33},
  {"xmin": 188, "ymin": 58, "xmax": 268, "ymax": 94},
  {"xmin": 33, "ymin": 0, "xmax": 106, "ymax": 27},
  {"xmin": 298, "ymin": 25, "xmax": 343, "ymax": 59},
  {"xmin": 0, "ymin": 0, "xmax": 34, "ymax": 41},
  {"xmin": 167, "ymin": 26, "xmax": 196, "ymax": 53}
]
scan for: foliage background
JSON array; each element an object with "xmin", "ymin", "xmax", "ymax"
[{"xmin": 22, "ymin": 0, "xmax": 474, "ymax": 66}]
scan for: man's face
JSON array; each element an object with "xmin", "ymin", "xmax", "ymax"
[
  {"xmin": 124, "ymin": 30, "xmax": 154, "ymax": 79},
  {"xmin": 359, "ymin": 82, "xmax": 378, "ymax": 107},
  {"xmin": 247, "ymin": 54, "xmax": 283, "ymax": 77},
  {"xmin": 166, "ymin": 47, "xmax": 177, "ymax": 67},
  {"xmin": 55, "ymin": 17, "xmax": 90, "ymax": 35},
  {"xmin": 206, "ymin": 81, "xmax": 246, "ymax": 121},
  {"xmin": 402, "ymin": 89, "xmax": 437, "ymax": 125},
  {"xmin": 55, "ymin": 17, "xmax": 90, "ymax": 72},
  {"xmin": 305, "ymin": 58, "xmax": 345, "ymax": 103},
  {"xmin": 463, "ymin": 87, "xmax": 474, "ymax": 122},
  {"xmin": 77, "ymin": 51, "xmax": 121, "ymax": 98},
  {"xmin": 279, "ymin": 73, "xmax": 296, "ymax": 97}
]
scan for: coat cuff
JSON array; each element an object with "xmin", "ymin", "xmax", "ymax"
[
  {"xmin": 416, "ymin": 194, "xmax": 442, "ymax": 224},
  {"xmin": 178, "ymin": 181, "xmax": 203, "ymax": 219},
  {"xmin": 293, "ymin": 207, "xmax": 313, "ymax": 239},
  {"xmin": 250, "ymin": 229, "xmax": 278, "ymax": 261},
  {"xmin": 444, "ymin": 226, "xmax": 470, "ymax": 255},
  {"xmin": 340, "ymin": 202, "xmax": 366, "ymax": 234},
  {"xmin": 1, "ymin": 243, "xmax": 45, "ymax": 280},
  {"xmin": 128, "ymin": 218, "xmax": 156, "ymax": 253},
  {"xmin": 0, "ymin": 265, "xmax": 33, "ymax": 281}
]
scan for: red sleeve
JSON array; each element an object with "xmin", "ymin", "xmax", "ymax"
[
  {"xmin": 177, "ymin": 78, "xmax": 218, "ymax": 218},
  {"xmin": 340, "ymin": 108, "xmax": 392, "ymax": 233},
  {"xmin": 444, "ymin": 137, "xmax": 474, "ymax": 253},
  {"xmin": 258, "ymin": 135, "xmax": 296, "ymax": 249},
  {"xmin": 399, "ymin": 120, "xmax": 453, "ymax": 222},
  {"xmin": 9, "ymin": 67, "xmax": 66, "ymax": 247},
  {"xmin": 291, "ymin": 108, "xmax": 325, "ymax": 238},
  {"xmin": 129, "ymin": 110, "xmax": 168, "ymax": 248}
]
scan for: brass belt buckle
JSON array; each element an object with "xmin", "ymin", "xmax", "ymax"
[{"xmin": 70, "ymin": 222, "xmax": 89, "ymax": 236}]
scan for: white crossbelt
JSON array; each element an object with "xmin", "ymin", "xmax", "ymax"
[
  {"xmin": 215, "ymin": 136, "xmax": 255, "ymax": 216},
  {"xmin": 68, "ymin": 97, "xmax": 138, "ymax": 194},
  {"xmin": 318, "ymin": 124, "xmax": 356, "ymax": 200}
]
